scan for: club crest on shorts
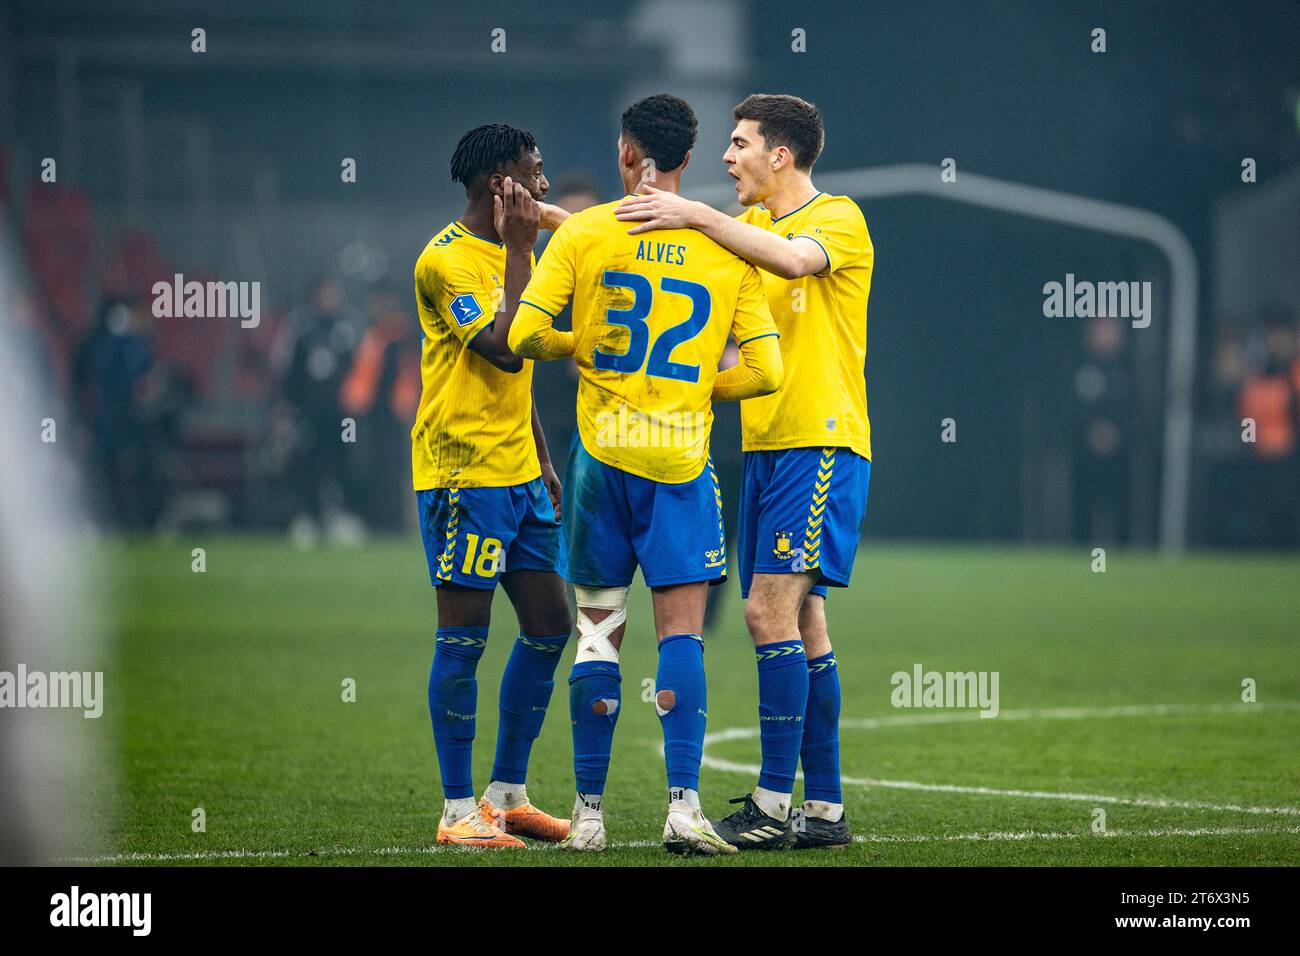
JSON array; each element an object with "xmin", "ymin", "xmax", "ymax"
[{"xmin": 773, "ymin": 530, "xmax": 794, "ymax": 560}]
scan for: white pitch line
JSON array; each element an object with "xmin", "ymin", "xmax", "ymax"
[
  {"xmin": 62, "ymin": 842, "xmax": 650, "ymax": 863},
  {"xmin": 699, "ymin": 753, "xmax": 1300, "ymax": 816},
  {"xmin": 63, "ymin": 825, "xmax": 1300, "ymax": 863},
  {"xmin": 697, "ymin": 701, "xmax": 1300, "ymax": 817},
  {"xmin": 66, "ymin": 848, "xmax": 297, "ymax": 863},
  {"xmin": 704, "ymin": 700, "xmax": 1300, "ymax": 744},
  {"xmin": 854, "ymin": 825, "xmax": 1300, "ymax": 844}
]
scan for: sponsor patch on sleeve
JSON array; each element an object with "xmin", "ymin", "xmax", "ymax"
[{"xmin": 449, "ymin": 293, "xmax": 484, "ymax": 327}]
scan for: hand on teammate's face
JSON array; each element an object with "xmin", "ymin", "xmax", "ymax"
[{"xmin": 495, "ymin": 176, "xmax": 540, "ymax": 250}]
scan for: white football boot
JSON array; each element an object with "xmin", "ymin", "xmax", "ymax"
[
  {"xmin": 662, "ymin": 800, "xmax": 738, "ymax": 856},
  {"xmin": 559, "ymin": 799, "xmax": 607, "ymax": 853}
]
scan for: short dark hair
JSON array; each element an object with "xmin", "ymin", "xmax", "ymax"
[
  {"xmin": 450, "ymin": 124, "xmax": 537, "ymax": 188},
  {"xmin": 732, "ymin": 94, "xmax": 824, "ymax": 171},
  {"xmin": 620, "ymin": 94, "xmax": 697, "ymax": 173}
]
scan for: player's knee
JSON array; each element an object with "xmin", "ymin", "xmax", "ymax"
[
  {"xmin": 798, "ymin": 598, "xmax": 829, "ymax": 646},
  {"xmin": 744, "ymin": 598, "xmax": 789, "ymax": 645},
  {"xmin": 437, "ymin": 584, "xmax": 493, "ymax": 629},
  {"xmin": 526, "ymin": 606, "xmax": 573, "ymax": 638},
  {"xmin": 557, "ymin": 606, "xmax": 575, "ymax": 635},
  {"xmin": 574, "ymin": 586, "xmax": 628, "ymax": 664}
]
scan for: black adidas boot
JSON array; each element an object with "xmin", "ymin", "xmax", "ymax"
[
  {"xmin": 710, "ymin": 793, "xmax": 795, "ymax": 850},
  {"xmin": 791, "ymin": 806, "xmax": 852, "ymax": 849}
]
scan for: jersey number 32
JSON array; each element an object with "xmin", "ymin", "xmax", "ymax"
[{"xmin": 594, "ymin": 270, "xmax": 712, "ymax": 384}]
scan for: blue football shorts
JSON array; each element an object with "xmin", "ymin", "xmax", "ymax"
[
  {"xmin": 737, "ymin": 446, "xmax": 871, "ymax": 600},
  {"xmin": 558, "ymin": 432, "xmax": 727, "ymax": 589},
  {"xmin": 416, "ymin": 477, "xmax": 560, "ymax": 589}
]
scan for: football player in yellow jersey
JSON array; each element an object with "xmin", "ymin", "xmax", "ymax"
[
  {"xmin": 617, "ymin": 94, "xmax": 873, "ymax": 850},
  {"xmin": 413, "ymin": 124, "xmax": 575, "ymax": 849},
  {"xmin": 504, "ymin": 95, "xmax": 784, "ymax": 855}
]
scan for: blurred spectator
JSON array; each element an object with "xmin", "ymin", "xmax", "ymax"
[
  {"xmin": 273, "ymin": 276, "xmax": 364, "ymax": 544},
  {"xmin": 1236, "ymin": 308, "xmax": 1299, "ymax": 546},
  {"xmin": 341, "ymin": 286, "xmax": 421, "ymax": 532},
  {"xmin": 1197, "ymin": 322, "xmax": 1255, "ymax": 544},
  {"xmin": 1071, "ymin": 315, "xmax": 1132, "ymax": 545},
  {"xmin": 71, "ymin": 299, "xmax": 165, "ymax": 528},
  {"xmin": 1209, "ymin": 325, "xmax": 1248, "ymax": 419},
  {"xmin": 1239, "ymin": 317, "xmax": 1297, "ymax": 460},
  {"xmin": 548, "ymin": 171, "xmax": 602, "ymax": 213}
]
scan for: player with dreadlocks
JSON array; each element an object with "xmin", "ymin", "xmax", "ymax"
[{"xmin": 412, "ymin": 123, "xmax": 573, "ymax": 848}]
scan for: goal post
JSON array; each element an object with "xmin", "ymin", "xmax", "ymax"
[{"xmin": 688, "ymin": 164, "xmax": 1199, "ymax": 555}]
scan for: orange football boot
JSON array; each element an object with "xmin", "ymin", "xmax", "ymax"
[
  {"xmin": 436, "ymin": 807, "xmax": 526, "ymax": 849},
  {"xmin": 479, "ymin": 797, "xmax": 571, "ymax": 843}
]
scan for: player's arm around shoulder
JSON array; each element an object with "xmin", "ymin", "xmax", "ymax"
[
  {"xmin": 615, "ymin": 185, "xmax": 825, "ymax": 281},
  {"xmin": 508, "ymin": 214, "xmax": 578, "ymax": 361},
  {"xmin": 538, "ymin": 203, "xmax": 570, "ymax": 232}
]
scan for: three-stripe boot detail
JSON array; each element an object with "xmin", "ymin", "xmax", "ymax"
[{"xmin": 709, "ymin": 792, "xmax": 794, "ymax": 850}]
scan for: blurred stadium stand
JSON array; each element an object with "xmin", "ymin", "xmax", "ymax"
[{"xmin": 2, "ymin": 0, "xmax": 1297, "ymax": 548}]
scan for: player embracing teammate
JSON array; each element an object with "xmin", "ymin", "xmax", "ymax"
[
  {"xmin": 618, "ymin": 94, "xmax": 874, "ymax": 850},
  {"xmin": 413, "ymin": 93, "xmax": 871, "ymax": 857},
  {"xmin": 505, "ymin": 94, "xmax": 784, "ymax": 855},
  {"xmin": 412, "ymin": 124, "xmax": 576, "ymax": 849}
]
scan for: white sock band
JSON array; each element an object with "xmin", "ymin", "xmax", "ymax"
[
  {"xmin": 753, "ymin": 786, "xmax": 792, "ymax": 822},
  {"xmin": 573, "ymin": 586, "xmax": 628, "ymax": 664}
]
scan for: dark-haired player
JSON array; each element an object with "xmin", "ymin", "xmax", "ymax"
[
  {"xmin": 413, "ymin": 124, "xmax": 573, "ymax": 848},
  {"xmin": 616, "ymin": 94, "xmax": 874, "ymax": 850},
  {"xmin": 505, "ymin": 94, "xmax": 784, "ymax": 855}
]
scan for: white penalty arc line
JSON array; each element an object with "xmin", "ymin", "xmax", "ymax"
[
  {"xmin": 696, "ymin": 701, "xmax": 1300, "ymax": 817},
  {"xmin": 705, "ymin": 701, "xmax": 1300, "ymax": 744},
  {"xmin": 63, "ymin": 825, "xmax": 1300, "ymax": 863}
]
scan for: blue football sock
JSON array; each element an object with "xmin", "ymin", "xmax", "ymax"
[
  {"xmin": 656, "ymin": 634, "xmax": 707, "ymax": 793},
  {"xmin": 428, "ymin": 626, "xmax": 488, "ymax": 800},
  {"xmin": 492, "ymin": 632, "xmax": 568, "ymax": 785},
  {"xmin": 569, "ymin": 660, "xmax": 621, "ymax": 795},
  {"xmin": 801, "ymin": 651, "xmax": 842, "ymax": 803},
  {"xmin": 756, "ymin": 639, "xmax": 809, "ymax": 795}
]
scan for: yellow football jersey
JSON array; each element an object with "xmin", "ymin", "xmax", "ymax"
[
  {"xmin": 410, "ymin": 220, "xmax": 539, "ymax": 490},
  {"xmin": 737, "ymin": 193, "xmax": 873, "ymax": 461},
  {"xmin": 513, "ymin": 197, "xmax": 778, "ymax": 484}
]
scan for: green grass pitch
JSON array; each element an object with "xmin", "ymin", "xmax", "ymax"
[{"xmin": 86, "ymin": 539, "xmax": 1299, "ymax": 866}]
